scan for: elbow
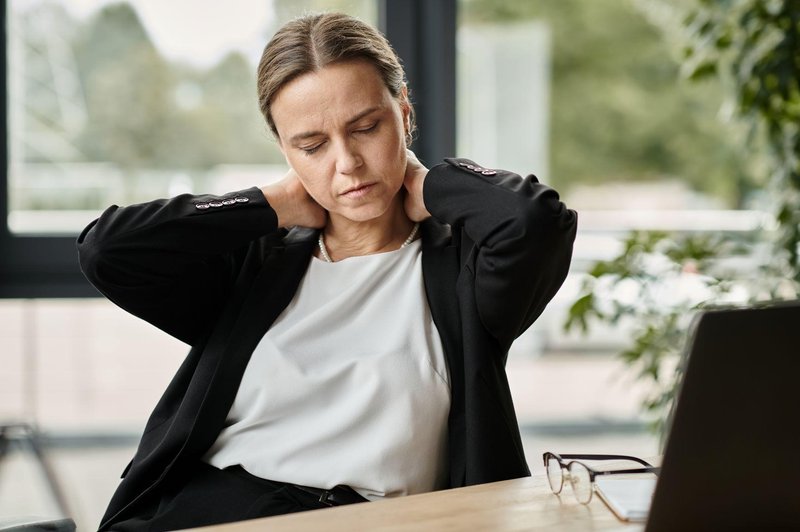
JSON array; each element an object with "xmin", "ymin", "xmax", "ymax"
[
  {"xmin": 491, "ymin": 189, "xmax": 577, "ymax": 266},
  {"xmin": 77, "ymin": 220, "xmax": 99, "ymax": 279},
  {"xmin": 518, "ymin": 187, "xmax": 578, "ymax": 245},
  {"xmin": 77, "ymin": 240, "xmax": 104, "ymax": 290},
  {"xmin": 76, "ymin": 216, "xmax": 115, "ymax": 287},
  {"xmin": 76, "ymin": 204, "xmax": 124, "ymax": 281},
  {"xmin": 518, "ymin": 192, "xmax": 578, "ymax": 287}
]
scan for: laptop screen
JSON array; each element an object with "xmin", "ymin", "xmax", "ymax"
[{"xmin": 645, "ymin": 301, "xmax": 800, "ymax": 531}]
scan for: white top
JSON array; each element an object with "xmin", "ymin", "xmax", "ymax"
[{"xmin": 203, "ymin": 240, "xmax": 451, "ymax": 500}]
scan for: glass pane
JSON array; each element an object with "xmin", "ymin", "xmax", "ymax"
[
  {"xmin": 457, "ymin": 0, "xmax": 750, "ymax": 205},
  {"xmin": 457, "ymin": 1, "xmax": 753, "ymax": 438},
  {"xmin": 7, "ymin": 0, "xmax": 377, "ymax": 235},
  {"xmin": 458, "ymin": 19, "xmax": 551, "ymax": 180}
]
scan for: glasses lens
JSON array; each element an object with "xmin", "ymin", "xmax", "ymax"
[
  {"xmin": 568, "ymin": 462, "xmax": 592, "ymax": 504},
  {"xmin": 546, "ymin": 455, "xmax": 563, "ymax": 493}
]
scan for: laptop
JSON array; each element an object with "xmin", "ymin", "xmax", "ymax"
[{"xmin": 596, "ymin": 301, "xmax": 800, "ymax": 530}]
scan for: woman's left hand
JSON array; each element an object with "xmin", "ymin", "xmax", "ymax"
[{"xmin": 403, "ymin": 149, "xmax": 432, "ymax": 222}]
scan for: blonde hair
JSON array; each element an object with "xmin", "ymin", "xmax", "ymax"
[{"xmin": 257, "ymin": 12, "xmax": 415, "ymax": 144}]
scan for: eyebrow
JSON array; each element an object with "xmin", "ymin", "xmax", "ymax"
[{"xmin": 288, "ymin": 106, "xmax": 382, "ymax": 144}]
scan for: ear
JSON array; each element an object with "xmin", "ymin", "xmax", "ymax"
[{"xmin": 399, "ymin": 84, "xmax": 411, "ymax": 132}]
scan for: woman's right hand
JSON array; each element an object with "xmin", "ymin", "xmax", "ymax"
[{"xmin": 260, "ymin": 167, "xmax": 327, "ymax": 229}]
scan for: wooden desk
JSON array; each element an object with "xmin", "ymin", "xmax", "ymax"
[{"xmin": 191, "ymin": 473, "xmax": 643, "ymax": 531}]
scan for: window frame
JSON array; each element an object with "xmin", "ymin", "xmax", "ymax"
[{"xmin": 0, "ymin": 0, "xmax": 457, "ymax": 298}]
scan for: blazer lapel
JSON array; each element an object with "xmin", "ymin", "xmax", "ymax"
[
  {"xmin": 421, "ymin": 218, "xmax": 467, "ymax": 488},
  {"xmin": 185, "ymin": 227, "xmax": 318, "ymax": 458}
]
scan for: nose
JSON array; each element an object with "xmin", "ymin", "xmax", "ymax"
[{"xmin": 333, "ymin": 140, "xmax": 362, "ymax": 175}]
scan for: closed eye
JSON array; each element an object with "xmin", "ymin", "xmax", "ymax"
[
  {"xmin": 300, "ymin": 142, "xmax": 325, "ymax": 155},
  {"xmin": 354, "ymin": 122, "xmax": 378, "ymax": 134}
]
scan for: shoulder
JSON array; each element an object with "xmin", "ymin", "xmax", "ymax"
[{"xmin": 428, "ymin": 157, "xmax": 538, "ymax": 183}]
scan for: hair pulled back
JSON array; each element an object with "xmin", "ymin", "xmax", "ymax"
[{"xmin": 257, "ymin": 12, "xmax": 414, "ymax": 144}]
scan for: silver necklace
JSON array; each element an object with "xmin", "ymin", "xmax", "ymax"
[{"xmin": 318, "ymin": 222, "xmax": 420, "ymax": 263}]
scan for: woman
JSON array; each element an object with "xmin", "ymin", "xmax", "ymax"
[{"xmin": 78, "ymin": 12, "xmax": 577, "ymax": 531}]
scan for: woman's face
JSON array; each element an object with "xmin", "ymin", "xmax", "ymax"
[{"xmin": 271, "ymin": 59, "xmax": 410, "ymax": 223}]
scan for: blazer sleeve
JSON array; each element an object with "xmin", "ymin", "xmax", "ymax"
[
  {"xmin": 76, "ymin": 187, "xmax": 279, "ymax": 346},
  {"xmin": 423, "ymin": 158, "xmax": 578, "ymax": 348}
]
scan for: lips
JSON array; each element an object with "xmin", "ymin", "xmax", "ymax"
[{"xmin": 340, "ymin": 182, "xmax": 376, "ymax": 198}]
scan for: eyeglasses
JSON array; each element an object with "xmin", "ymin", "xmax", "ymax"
[{"xmin": 542, "ymin": 452, "xmax": 660, "ymax": 504}]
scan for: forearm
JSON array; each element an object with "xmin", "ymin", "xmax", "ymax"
[
  {"xmin": 77, "ymin": 187, "xmax": 280, "ymax": 344},
  {"xmin": 79, "ymin": 187, "xmax": 277, "ymax": 260},
  {"xmin": 423, "ymin": 158, "xmax": 578, "ymax": 347}
]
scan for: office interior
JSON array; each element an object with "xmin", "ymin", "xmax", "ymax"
[{"xmin": 2, "ymin": 0, "xmax": 794, "ymax": 530}]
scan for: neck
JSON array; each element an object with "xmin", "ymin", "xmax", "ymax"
[{"xmin": 321, "ymin": 197, "xmax": 415, "ymax": 261}]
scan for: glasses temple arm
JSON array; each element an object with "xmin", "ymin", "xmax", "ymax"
[
  {"xmin": 594, "ymin": 467, "xmax": 661, "ymax": 477},
  {"xmin": 555, "ymin": 454, "xmax": 655, "ymax": 468}
]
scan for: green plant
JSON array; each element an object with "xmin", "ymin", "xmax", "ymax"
[
  {"xmin": 565, "ymin": 230, "xmax": 754, "ymax": 430},
  {"xmin": 682, "ymin": 0, "xmax": 800, "ymax": 276},
  {"xmin": 566, "ymin": 0, "xmax": 800, "ymax": 431}
]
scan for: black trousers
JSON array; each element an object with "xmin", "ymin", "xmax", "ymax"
[{"xmin": 108, "ymin": 462, "xmax": 367, "ymax": 531}]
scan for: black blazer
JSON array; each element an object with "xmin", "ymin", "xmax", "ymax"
[{"xmin": 77, "ymin": 158, "xmax": 577, "ymax": 530}]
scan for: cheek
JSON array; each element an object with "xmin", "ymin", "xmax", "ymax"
[
  {"xmin": 367, "ymin": 123, "xmax": 403, "ymax": 165},
  {"xmin": 379, "ymin": 129, "xmax": 407, "ymax": 180}
]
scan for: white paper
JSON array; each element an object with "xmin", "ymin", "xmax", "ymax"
[{"xmin": 594, "ymin": 477, "xmax": 657, "ymax": 522}]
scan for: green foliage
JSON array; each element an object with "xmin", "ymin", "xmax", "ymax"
[
  {"xmin": 73, "ymin": 4, "xmax": 174, "ymax": 169},
  {"xmin": 681, "ymin": 0, "xmax": 800, "ymax": 277},
  {"xmin": 461, "ymin": 0, "xmax": 753, "ymax": 203},
  {"xmin": 25, "ymin": 2, "xmax": 285, "ymax": 171},
  {"xmin": 565, "ymin": 229, "xmax": 761, "ymax": 431},
  {"xmin": 566, "ymin": 0, "xmax": 800, "ymax": 431}
]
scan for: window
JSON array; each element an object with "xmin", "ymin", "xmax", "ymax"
[
  {"xmin": 1, "ymin": 0, "xmax": 392, "ymax": 297},
  {"xmin": 456, "ymin": 0, "xmax": 752, "ymax": 459},
  {"xmin": 7, "ymin": 0, "xmax": 381, "ymax": 236},
  {"xmin": 456, "ymin": 0, "xmax": 752, "ymax": 349}
]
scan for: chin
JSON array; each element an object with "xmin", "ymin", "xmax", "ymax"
[
  {"xmin": 339, "ymin": 207, "xmax": 387, "ymax": 223},
  {"xmin": 337, "ymin": 198, "xmax": 397, "ymax": 223}
]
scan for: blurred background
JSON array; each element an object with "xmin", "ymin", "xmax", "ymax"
[{"xmin": 3, "ymin": 0, "xmax": 794, "ymax": 529}]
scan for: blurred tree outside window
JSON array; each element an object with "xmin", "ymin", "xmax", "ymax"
[
  {"xmin": 6, "ymin": 0, "xmax": 376, "ymax": 235},
  {"xmin": 564, "ymin": 0, "xmax": 800, "ymax": 429},
  {"xmin": 458, "ymin": 0, "xmax": 799, "ymax": 429},
  {"xmin": 459, "ymin": 0, "xmax": 755, "ymax": 205}
]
